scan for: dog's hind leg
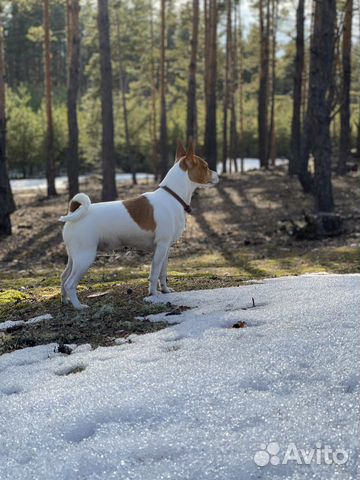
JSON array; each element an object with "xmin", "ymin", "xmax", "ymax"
[
  {"xmin": 64, "ymin": 249, "xmax": 96, "ymax": 310},
  {"xmin": 60, "ymin": 252, "xmax": 73, "ymax": 304}
]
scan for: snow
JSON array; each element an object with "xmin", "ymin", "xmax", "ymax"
[
  {"xmin": 0, "ymin": 274, "xmax": 359, "ymax": 480},
  {"xmin": 0, "ymin": 313, "xmax": 53, "ymax": 331}
]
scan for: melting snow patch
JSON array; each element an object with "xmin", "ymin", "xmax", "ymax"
[
  {"xmin": 0, "ymin": 274, "xmax": 359, "ymax": 480},
  {"xmin": 0, "ymin": 313, "xmax": 53, "ymax": 332}
]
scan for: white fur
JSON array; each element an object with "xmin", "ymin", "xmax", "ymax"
[{"xmin": 59, "ymin": 161, "xmax": 219, "ymax": 309}]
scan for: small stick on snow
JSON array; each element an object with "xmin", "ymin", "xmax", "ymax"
[{"xmin": 252, "ymin": 297, "xmax": 256, "ymax": 308}]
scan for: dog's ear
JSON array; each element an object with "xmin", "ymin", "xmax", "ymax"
[
  {"xmin": 175, "ymin": 140, "xmax": 187, "ymax": 162},
  {"xmin": 187, "ymin": 138, "xmax": 195, "ymax": 158}
]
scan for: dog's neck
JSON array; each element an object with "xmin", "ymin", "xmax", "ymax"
[{"xmin": 159, "ymin": 163, "xmax": 197, "ymax": 205}]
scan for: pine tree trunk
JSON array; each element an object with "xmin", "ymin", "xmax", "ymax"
[
  {"xmin": 204, "ymin": 0, "xmax": 217, "ymax": 171},
  {"xmin": 222, "ymin": 0, "xmax": 231, "ymax": 173},
  {"xmin": 289, "ymin": 0, "xmax": 304, "ymax": 176},
  {"xmin": 115, "ymin": 2, "xmax": 136, "ymax": 185},
  {"xmin": 308, "ymin": 0, "xmax": 336, "ymax": 213},
  {"xmin": 204, "ymin": 0, "xmax": 209, "ymax": 105},
  {"xmin": 298, "ymin": 0, "xmax": 317, "ymax": 193},
  {"xmin": 149, "ymin": 1, "xmax": 158, "ymax": 178},
  {"xmin": 43, "ymin": 0, "xmax": 57, "ymax": 196},
  {"xmin": 66, "ymin": 0, "xmax": 80, "ymax": 199},
  {"xmin": 338, "ymin": 0, "xmax": 353, "ymax": 175},
  {"xmin": 0, "ymin": 20, "xmax": 15, "ymax": 236},
  {"xmin": 258, "ymin": 0, "xmax": 270, "ymax": 168},
  {"xmin": 159, "ymin": 0, "xmax": 168, "ymax": 180},
  {"xmin": 97, "ymin": 0, "xmax": 117, "ymax": 200},
  {"xmin": 186, "ymin": 0, "xmax": 199, "ymax": 143},
  {"xmin": 237, "ymin": 0, "xmax": 245, "ymax": 173},
  {"xmin": 230, "ymin": 0, "xmax": 238, "ymax": 172},
  {"xmin": 268, "ymin": 0, "xmax": 277, "ymax": 167}
]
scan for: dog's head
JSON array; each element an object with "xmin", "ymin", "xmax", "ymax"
[{"xmin": 175, "ymin": 140, "xmax": 219, "ymax": 187}]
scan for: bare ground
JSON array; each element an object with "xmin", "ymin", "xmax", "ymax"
[{"xmin": 1, "ymin": 166, "xmax": 359, "ymax": 354}]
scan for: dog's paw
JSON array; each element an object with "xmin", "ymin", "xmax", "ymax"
[
  {"xmin": 148, "ymin": 290, "xmax": 162, "ymax": 296},
  {"xmin": 76, "ymin": 303, "xmax": 89, "ymax": 310},
  {"xmin": 160, "ymin": 286, "xmax": 174, "ymax": 294}
]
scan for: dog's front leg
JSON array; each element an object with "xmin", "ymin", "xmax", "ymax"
[
  {"xmin": 159, "ymin": 247, "xmax": 174, "ymax": 293},
  {"xmin": 149, "ymin": 241, "xmax": 171, "ymax": 295}
]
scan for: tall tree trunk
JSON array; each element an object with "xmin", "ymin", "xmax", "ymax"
[
  {"xmin": 204, "ymin": 0, "xmax": 210, "ymax": 107},
  {"xmin": 66, "ymin": 0, "xmax": 80, "ymax": 199},
  {"xmin": 159, "ymin": 0, "xmax": 168, "ymax": 180},
  {"xmin": 289, "ymin": 0, "xmax": 304, "ymax": 176},
  {"xmin": 204, "ymin": 0, "xmax": 217, "ymax": 171},
  {"xmin": 268, "ymin": 0, "xmax": 278, "ymax": 166},
  {"xmin": 186, "ymin": 0, "xmax": 199, "ymax": 143},
  {"xmin": 307, "ymin": 0, "xmax": 337, "ymax": 213},
  {"xmin": 43, "ymin": 0, "xmax": 57, "ymax": 196},
  {"xmin": 222, "ymin": 0, "xmax": 231, "ymax": 173},
  {"xmin": 298, "ymin": 0, "xmax": 317, "ymax": 193},
  {"xmin": 258, "ymin": 0, "xmax": 270, "ymax": 168},
  {"xmin": 149, "ymin": 1, "xmax": 158, "ymax": 178},
  {"xmin": 0, "ymin": 18, "xmax": 15, "ymax": 236},
  {"xmin": 115, "ymin": 2, "xmax": 136, "ymax": 185},
  {"xmin": 230, "ymin": 0, "xmax": 238, "ymax": 172},
  {"xmin": 338, "ymin": 0, "xmax": 353, "ymax": 175},
  {"xmin": 97, "ymin": 0, "xmax": 117, "ymax": 200},
  {"xmin": 237, "ymin": 0, "xmax": 245, "ymax": 173}
]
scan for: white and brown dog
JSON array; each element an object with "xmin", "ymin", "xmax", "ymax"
[{"xmin": 59, "ymin": 141, "xmax": 219, "ymax": 309}]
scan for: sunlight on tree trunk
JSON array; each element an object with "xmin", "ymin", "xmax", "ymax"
[
  {"xmin": 98, "ymin": 0, "xmax": 117, "ymax": 201},
  {"xmin": 186, "ymin": 0, "xmax": 199, "ymax": 144},
  {"xmin": 159, "ymin": 0, "xmax": 168, "ymax": 180},
  {"xmin": 43, "ymin": 0, "xmax": 57, "ymax": 197},
  {"xmin": 66, "ymin": 0, "xmax": 80, "ymax": 199},
  {"xmin": 289, "ymin": 0, "xmax": 304, "ymax": 176},
  {"xmin": 0, "ymin": 16, "xmax": 15, "ymax": 236},
  {"xmin": 204, "ymin": 0, "xmax": 217, "ymax": 171},
  {"xmin": 338, "ymin": 0, "xmax": 353, "ymax": 175}
]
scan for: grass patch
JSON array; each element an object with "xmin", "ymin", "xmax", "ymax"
[{"xmin": 1, "ymin": 245, "xmax": 358, "ymax": 356}]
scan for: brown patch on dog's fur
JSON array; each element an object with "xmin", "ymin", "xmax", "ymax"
[
  {"xmin": 123, "ymin": 195, "xmax": 156, "ymax": 231},
  {"xmin": 179, "ymin": 155, "xmax": 213, "ymax": 184},
  {"xmin": 69, "ymin": 200, "xmax": 81, "ymax": 212}
]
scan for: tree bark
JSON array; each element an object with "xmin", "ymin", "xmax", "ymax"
[
  {"xmin": 97, "ymin": 0, "xmax": 117, "ymax": 200},
  {"xmin": 204, "ymin": 0, "xmax": 217, "ymax": 171},
  {"xmin": 66, "ymin": 0, "xmax": 80, "ymax": 199},
  {"xmin": 159, "ymin": 0, "xmax": 168, "ymax": 180},
  {"xmin": 43, "ymin": 0, "xmax": 57, "ymax": 196},
  {"xmin": 268, "ymin": 0, "xmax": 277, "ymax": 167},
  {"xmin": 338, "ymin": 0, "xmax": 353, "ymax": 175},
  {"xmin": 237, "ymin": 0, "xmax": 245, "ymax": 173},
  {"xmin": 298, "ymin": 0, "xmax": 317, "ymax": 193},
  {"xmin": 289, "ymin": 0, "xmax": 304, "ymax": 176},
  {"xmin": 307, "ymin": 0, "xmax": 337, "ymax": 213},
  {"xmin": 222, "ymin": 0, "xmax": 231, "ymax": 173},
  {"xmin": 229, "ymin": 0, "xmax": 238, "ymax": 172},
  {"xmin": 149, "ymin": 1, "xmax": 159, "ymax": 178},
  {"xmin": 258, "ymin": 0, "xmax": 270, "ymax": 168},
  {"xmin": 115, "ymin": 2, "xmax": 136, "ymax": 185},
  {"xmin": 0, "ymin": 19, "xmax": 15, "ymax": 236},
  {"xmin": 186, "ymin": 0, "xmax": 199, "ymax": 143}
]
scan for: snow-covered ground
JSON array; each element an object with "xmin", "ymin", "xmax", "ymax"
[
  {"xmin": 0, "ymin": 274, "xmax": 359, "ymax": 480},
  {"xmin": 9, "ymin": 159, "xmax": 288, "ymax": 192}
]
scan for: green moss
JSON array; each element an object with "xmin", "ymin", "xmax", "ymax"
[{"xmin": 0, "ymin": 289, "xmax": 29, "ymax": 305}]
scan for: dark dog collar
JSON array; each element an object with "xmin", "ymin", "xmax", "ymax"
[{"xmin": 159, "ymin": 186, "xmax": 192, "ymax": 214}]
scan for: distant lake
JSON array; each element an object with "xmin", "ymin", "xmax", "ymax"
[{"xmin": 10, "ymin": 158, "xmax": 287, "ymax": 192}]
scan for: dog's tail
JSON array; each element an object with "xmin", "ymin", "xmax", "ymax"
[{"xmin": 59, "ymin": 193, "xmax": 91, "ymax": 223}]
